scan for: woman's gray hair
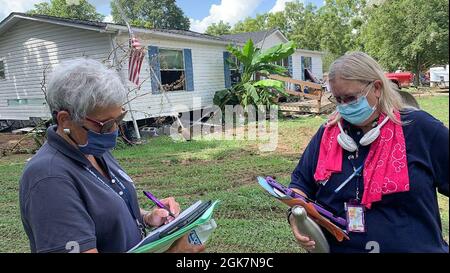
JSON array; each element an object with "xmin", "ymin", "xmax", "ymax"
[{"xmin": 46, "ymin": 58, "xmax": 127, "ymax": 123}]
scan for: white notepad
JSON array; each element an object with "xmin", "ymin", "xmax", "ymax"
[{"xmin": 127, "ymin": 200, "xmax": 203, "ymax": 252}]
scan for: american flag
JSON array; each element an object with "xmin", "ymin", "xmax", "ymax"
[{"xmin": 128, "ymin": 36, "xmax": 145, "ymax": 86}]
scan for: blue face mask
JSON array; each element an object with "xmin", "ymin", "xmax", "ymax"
[
  {"xmin": 78, "ymin": 128, "xmax": 119, "ymax": 157},
  {"xmin": 337, "ymin": 95, "xmax": 376, "ymax": 125}
]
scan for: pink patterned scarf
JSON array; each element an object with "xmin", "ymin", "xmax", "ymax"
[{"xmin": 314, "ymin": 111, "xmax": 409, "ymax": 209}]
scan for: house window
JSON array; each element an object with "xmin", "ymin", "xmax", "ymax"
[
  {"xmin": 275, "ymin": 57, "xmax": 290, "ymax": 76},
  {"xmin": 302, "ymin": 56, "xmax": 312, "ymax": 79},
  {"xmin": 229, "ymin": 55, "xmax": 241, "ymax": 85},
  {"xmin": 275, "ymin": 57, "xmax": 289, "ymax": 69},
  {"xmin": 0, "ymin": 60, "xmax": 5, "ymax": 80},
  {"xmin": 7, "ymin": 98, "xmax": 46, "ymax": 106},
  {"xmin": 159, "ymin": 49, "xmax": 185, "ymax": 91}
]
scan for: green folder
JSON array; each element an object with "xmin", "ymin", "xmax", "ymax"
[{"xmin": 131, "ymin": 200, "xmax": 220, "ymax": 253}]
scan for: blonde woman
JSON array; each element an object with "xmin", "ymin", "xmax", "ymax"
[{"xmin": 288, "ymin": 52, "xmax": 448, "ymax": 253}]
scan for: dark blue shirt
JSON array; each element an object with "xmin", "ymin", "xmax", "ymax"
[
  {"xmin": 290, "ymin": 110, "xmax": 449, "ymax": 253},
  {"xmin": 19, "ymin": 126, "xmax": 143, "ymax": 253}
]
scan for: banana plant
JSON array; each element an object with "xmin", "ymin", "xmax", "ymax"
[{"xmin": 213, "ymin": 39, "xmax": 296, "ymax": 109}]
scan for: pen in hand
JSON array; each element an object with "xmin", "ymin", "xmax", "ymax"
[{"xmin": 143, "ymin": 190, "xmax": 176, "ymax": 218}]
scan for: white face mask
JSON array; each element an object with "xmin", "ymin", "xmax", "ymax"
[{"xmin": 336, "ymin": 89, "xmax": 377, "ymax": 126}]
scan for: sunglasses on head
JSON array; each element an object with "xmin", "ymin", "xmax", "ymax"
[{"xmin": 84, "ymin": 110, "xmax": 128, "ymax": 134}]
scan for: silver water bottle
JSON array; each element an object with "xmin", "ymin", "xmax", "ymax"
[{"xmin": 291, "ymin": 205, "xmax": 330, "ymax": 253}]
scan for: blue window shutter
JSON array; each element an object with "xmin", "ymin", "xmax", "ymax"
[
  {"xmin": 288, "ymin": 55, "xmax": 293, "ymax": 77},
  {"xmin": 223, "ymin": 51, "xmax": 231, "ymax": 88},
  {"xmin": 300, "ymin": 56, "xmax": 305, "ymax": 81},
  {"xmin": 183, "ymin": 49, "xmax": 194, "ymax": 91},
  {"xmin": 148, "ymin": 46, "xmax": 161, "ymax": 94}
]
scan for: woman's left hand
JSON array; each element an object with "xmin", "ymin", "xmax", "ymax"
[{"xmin": 144, "ymin": 197, "xmax": 181, "ymax": 227}]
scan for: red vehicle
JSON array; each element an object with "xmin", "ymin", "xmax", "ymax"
[{"xmin": 385, "ymin": 71, "xmax": 415, "ymax": 89}]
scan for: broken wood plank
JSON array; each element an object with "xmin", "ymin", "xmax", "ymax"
[
  {"xmin": 11, "ymin": 127, "xmax": 35, "ymax": 134},
  {"xmin": 269, "ymin": 74, "xmax": 323, "ymax": 90},
  {"xmin": 278, "ymin": 99, "xmax": 335, "ymax": 115},
  {"xmin": 285, "ymin": 89, "xmax": 321, "ymax": 100}
]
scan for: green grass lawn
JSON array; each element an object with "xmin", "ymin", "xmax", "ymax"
[{"xmin": 0, "ymin": 95, "xmax": 448, "ymax": 253}]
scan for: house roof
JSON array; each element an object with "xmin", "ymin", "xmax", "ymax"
[
  {"xmin": 0, "ymin": 12, "xmax": 235, "ymax": 45},
  {"xmin": 220, "ymin": 29, "xmax": 281, "ymax": 44},
  {"xmin": 221, "ymin": 29, "xmax": 324, "ymax": 55},
  {"xmin": 0, "ymin": 12, "xmax": 109, "ymax": 34},
  {"xmin": 0, "ymin": 12, "xmax": 324, "ymax": 54},
  {"xmin": 138, "ymin": 28, "xmax": 227, "ymax": 42},
  {"xmin": 13, "ymin": 12, "xmax": 108, "ymax": 28},
  {"xmin": 106, "ymin": 23, "xmax": 232, "ymax": 43}
]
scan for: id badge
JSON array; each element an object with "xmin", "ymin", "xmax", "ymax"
[{"xmin": 345, "ymin": 200, "xmax": 366, "ymax": 233}]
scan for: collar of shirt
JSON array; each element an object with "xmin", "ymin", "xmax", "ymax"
[{"xmin": 46, "ymin": 125, "xmax": 93, "ymax": 167}]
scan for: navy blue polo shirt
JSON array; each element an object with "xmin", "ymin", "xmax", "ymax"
[
  {"xmin": 290, "ymin": 110, "xmax": 449, "ymax": 253},
  {"xmin": 19, "ymin": 126, "xmax": 143, "ymax": 253}
]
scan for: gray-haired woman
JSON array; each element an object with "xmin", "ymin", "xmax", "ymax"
[{"xmin": 19, "ymin": 58, "xmax": 203, "ymax": 253}]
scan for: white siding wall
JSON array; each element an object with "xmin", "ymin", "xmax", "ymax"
[
  {"xmin": 255, "ymin": 31, "xmax": 324, "ymax": 81},
  {"xmin": 292, "ymin": 51, "xmax": 324, "ymax": 81},
  {"xmin": 311, "ymin": 55, "xmax": 323, "ymax": 80},
  {"xmin": 114, "ymin": 34, "xmax": 228, "ymax": 121},
  {"xmin": 292, "ymin": 53, "xmax": 303, "ymax": 80},
  {"xmin": 0, "ymin": 20, "xmax": 112, "ymax": 120},
  {"xmin": 257, "ymin": 32, "xmax": 286, "ymax": 51}
]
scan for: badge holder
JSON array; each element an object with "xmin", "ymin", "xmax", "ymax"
[
  {"xmin": 342, "ymin": 155, "xmax": 366, "ymax": 233},
  {"xmin": 344, "ymin": 200, "xmax": 366, "ymax": 233}
]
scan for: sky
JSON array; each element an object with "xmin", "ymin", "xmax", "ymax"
[{"xmin": 0, "ymin": 0, "xmax": 324, "ymax": 33}]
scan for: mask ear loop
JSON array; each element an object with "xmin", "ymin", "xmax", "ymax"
[
  {"xmin": 359, "ymin": 115, "xmax": 390, "ymax": 146},
  {"xmin": 65, "ymin": 129, "xmax": 86, "ymax": 147},
  {"xmin": 64, "ymin": 120, "xmax": 87, "ymax": 148},
  {"xmin": 337, "ymin": 120, "xmax": 358, "ymax": 152}
]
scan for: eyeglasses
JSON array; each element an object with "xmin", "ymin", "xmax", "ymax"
[
  {"xmin": 85, "ymin": 110, "xmax": 128, "ymax": 133},
  {"xmin": 328, "ymin": 82, "xmax": 373, "ymax": 105}
]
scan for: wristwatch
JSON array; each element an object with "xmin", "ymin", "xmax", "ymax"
[{"xmin": 142, "ymin": 211, "xmax": 152, "ymax": 229}]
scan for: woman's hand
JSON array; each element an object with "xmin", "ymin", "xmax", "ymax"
[
  {"xmin": 166, "ymin": 234, "xmax": 206, "ymax": 253},
  {"xmin": 288, "ymin": 188, "xmax": 316, "ymax": 252},
  {"xmin": 143, "ymin": 197, "xmax": 181, "ymax": 227},
  {"xmin": 289, "ymin": 213, "xmax": 316, "ymax": 252}
]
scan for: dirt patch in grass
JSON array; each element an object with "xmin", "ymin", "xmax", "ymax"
[
  {"xmin": 0, "ymin": 154, "xmax": 30, "ymax": 165},
  {"xmin": 277, "ymin": 127, "xmax": 318, "ymax": 153},
  {"xmin": 0, "ymin": 133, "xmax": 37, "ymax": 156}
]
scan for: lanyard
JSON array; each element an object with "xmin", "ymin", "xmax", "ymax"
[
  {"xmin": 334, "ymin": 165, "xmax": 362, "ymax": 193},
  {"xmin": 334, "ymin": 155, "xmax": 363, "ymax": 194},
  {"xmin": 84, "ymin": 166, "xmax": 146, "ymax": 238},
  {"xmin": 349, "ymin": 154, "xmax": 364, "ymax": 201}
]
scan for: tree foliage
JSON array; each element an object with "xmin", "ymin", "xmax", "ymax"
[
  {"xmin": 205, "ymin": 21, "xmax": 232, "ymax": 36},
  {"xmin": 213, "ymin": 39, "xmax": 296, "ymax": 108},
  {"xmin": 358, "ymin": 0, "xmax": 449, "ymax": 85},
  {"xmin": 28, "ymin": 0, "xmax": 104, "ymax": 21},
  {"xmin": 111, "ymin": 0, "xmax": 190, "ymax": 30},
  {"xmin": 229, "ymin": 0, "xmax": 366, "ymax": 71}
]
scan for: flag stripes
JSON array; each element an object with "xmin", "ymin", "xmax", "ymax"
[{"xmin": 128, "ymin": 37, "xmax": 145, "ymax": 86}]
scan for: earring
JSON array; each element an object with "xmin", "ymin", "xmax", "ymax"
[{"xmin": 63, "ymin": 128, "xmax": 71, "ymax": 135}]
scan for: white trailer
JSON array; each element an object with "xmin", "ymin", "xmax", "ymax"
[{"xmin": 429, "ymin": 65, "xmax": 449, "ymax": 88}]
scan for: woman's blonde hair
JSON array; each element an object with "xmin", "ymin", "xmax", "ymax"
[{"xmin": 326, "ymin": 51, "xmax": 414, "ymax": 125}]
